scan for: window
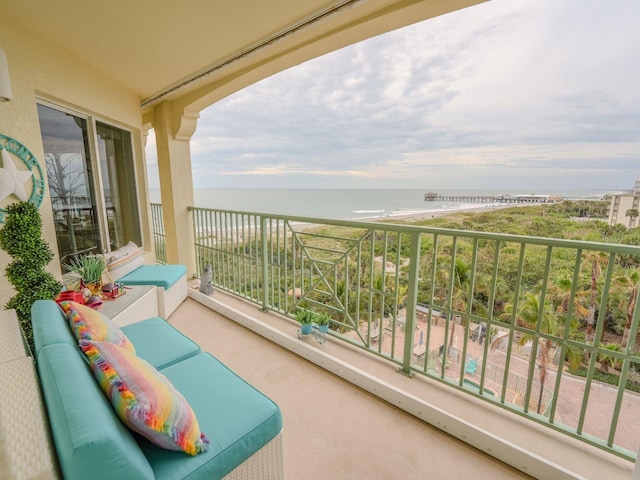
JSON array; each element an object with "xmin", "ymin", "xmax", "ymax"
[{"xmin": 37, "ymin": 103, "xmax": 142, "ymax": 264}]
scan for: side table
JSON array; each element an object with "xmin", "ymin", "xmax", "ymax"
[{"xmin": 99, "ymin": 285, "xmax": 158, "ymax": 327}]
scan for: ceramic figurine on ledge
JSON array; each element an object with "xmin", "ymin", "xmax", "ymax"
[{"xmin": 199, "ymin": 264, "xmax": 214, "ymax": 296}]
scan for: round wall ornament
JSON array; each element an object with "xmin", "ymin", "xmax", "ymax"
[{"xmin": 0, "ymin": 133, "xmax": 45, "ymax": 223}]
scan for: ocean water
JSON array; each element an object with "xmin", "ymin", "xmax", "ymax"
[{"xmin": 148, "ymin": 188, "xmax": 609, "ymax": 222}]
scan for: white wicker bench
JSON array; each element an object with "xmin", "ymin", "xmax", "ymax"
[{"xmin": 0, "ymin": 309, "xmax": 59, "ymax": 480}]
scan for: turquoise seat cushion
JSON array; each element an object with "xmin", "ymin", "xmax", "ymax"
[
  {"xmin": 121, "ymin": 317, "xmax": 201, "ymax": 369},
  {"xmin": 32, "ymin": 299, "xmax": 77, "ymax": 357},
  {"xmin": 119, "ymin": 264, "xmax": 187, "ymax": 290},
  {"xmin": 139, "ymin": 353, "xmax": 283, "ymax": 480},
  {"xmin": 37, "ymin": 343, "xmax": 154, "ymax": 480}
]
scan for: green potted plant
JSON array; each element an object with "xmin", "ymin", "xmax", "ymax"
[
  {"xmin": 295, "ymin": 309, "xmax": 314, "ymax": 335},
  {"xmin": 0, "ymin": 201, "xmax": 63, "ymax": 352},
  {"xmin": 64, "ymin": 254, "xmax": 107, "ymax": 295},
  {"xmin": 316, "ymin": 313, "xmax": 331, "ymax": 333}
]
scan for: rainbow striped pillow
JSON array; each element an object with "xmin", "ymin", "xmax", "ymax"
[
  {"xmin": 60, "ymin": 301, "xmax": 135, "ymax": 353},
  {"xmin": 80, "ymin": 340, "xmax": 210, "ymax": 456}
]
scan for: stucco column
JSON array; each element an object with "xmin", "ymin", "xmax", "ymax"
[{"xmin": 152, "ymin": 102, "xmax": 199, "ymax": 276}]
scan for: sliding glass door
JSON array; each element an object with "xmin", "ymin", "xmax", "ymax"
[
  {"xmin": 37, "ymin": 103, "xmax": 141, "ymax": 265},
  {"xmin": 97, "ymin": 122, "xmax": 141, "ymax": 251}
]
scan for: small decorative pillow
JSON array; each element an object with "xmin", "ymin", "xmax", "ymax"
[
  {"xmin": 105, "ymin": 241, "xmax": 145, "ymax": 281},
  {"xmin": 80, "ymin": 340, "xmax": 210, "ymax": 455},
  {"xmin": 59, "ymin": 301, "xmax": 135, "ymax": 353}
]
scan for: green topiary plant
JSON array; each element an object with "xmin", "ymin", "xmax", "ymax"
[{"xmin": 0, "ymin": 201, "xmax": 62, "ymax": 352}]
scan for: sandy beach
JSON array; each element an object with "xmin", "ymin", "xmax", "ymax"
[{"xmin": 377, "ymin": 202, "xmax": 523, "ymax": 223}]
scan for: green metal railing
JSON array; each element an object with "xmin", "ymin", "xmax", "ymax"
[
  {"xmin": 179, "ymin": 204, "xmax": 640, "ymax": 460},
  {"xmin": 150, "ymin": 203, "xmax": 167, "ymax": 264}
]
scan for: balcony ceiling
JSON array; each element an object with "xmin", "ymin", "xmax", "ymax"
[{"xmin": 5, "ymin": 0, "xmax": 484, "ymax": 111}]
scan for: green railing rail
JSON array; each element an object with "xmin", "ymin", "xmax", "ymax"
[
  {"xmin": 183, "ymin": 204, "xmax": 640, "ymax": 461},
  {"xmin": 150, "ymin": 203, "xmax": 167, "ymax": 264}
]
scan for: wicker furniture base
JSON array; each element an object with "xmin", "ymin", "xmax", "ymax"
[{"xmin": 223, "ymin": 432, "xmax": 284, "ymax": 480}]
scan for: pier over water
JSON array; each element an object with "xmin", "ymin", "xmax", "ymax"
[{"xmin": 424, "ymin": 192, "xmax": 561, "ymax": 204}]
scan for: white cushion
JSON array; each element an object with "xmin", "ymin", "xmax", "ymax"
[{"xmin": 104, "ymin": 242, "xmax": 145, "ymax": 281}]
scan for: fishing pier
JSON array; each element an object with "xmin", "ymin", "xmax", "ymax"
[{"xmin": 423, "ymin": 192, "xmax": 561, "ymax": 204}]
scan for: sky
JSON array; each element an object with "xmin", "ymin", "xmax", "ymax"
[{"xmin": 146, "ymin": 0, "xmax": 640, "ymax": 192}]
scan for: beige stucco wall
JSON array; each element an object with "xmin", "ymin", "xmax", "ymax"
[{"xmin": 0, "ymin": 16, "xmax": 149, "ymax": 310}]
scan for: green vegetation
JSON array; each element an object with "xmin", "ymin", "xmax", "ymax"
[
  {"xmin": 568, "ymin": 364, "xmax": 640, "ymax": 394},
  {"xmin": 0, "ymin": 201, "xmax": 63, "ymax": 351},
  {"xmin": 195, "ymin": 200, "xmax": 640, "ymax": 383},
  {"xmin": 295, "ymin": 309, "xmax": 314, "ymax": 325},
  {"xmin": 64, "ymin": 254, "xmax": 107, "ymax": 285},
  {"xmin": 398, "ymin": 201, "xmax": 640, "ymax": 345},
  {"xmin": 406, "ymin": 200, "xmax": 619, "ymax": 241}
]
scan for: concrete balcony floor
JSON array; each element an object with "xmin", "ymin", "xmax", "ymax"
[{"xmin": 168, "ymin": 293, "xmax": 533, "ymax": 480}]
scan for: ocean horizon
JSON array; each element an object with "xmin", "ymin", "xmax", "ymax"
[{"xmin": 149, "ymin": 188, "xmax": 612, "ymax": 222}]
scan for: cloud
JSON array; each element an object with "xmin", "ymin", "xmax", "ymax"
[{"xmin": 147, "ymin": 0, "xmax": 640, "ymax": 191}]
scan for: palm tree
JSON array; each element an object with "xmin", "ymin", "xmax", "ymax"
[
  {"xmin": 598, "ymin": 343, "xmax": 623, "ymax": 373},
  {"xmin": 505, "ymin": 293, "xmax": 557, "ymax": 414},
  {"xmin": 625, "ymin": 208, "xmax": 639, "ymax": 229},
  {"xmin": 548, "ymin": 274, "xmax": 589, "ymax": 367},
  {"xmin": 613, "ymin": 269, "xmax": 640, "ymax": 348},
  {"xmin": 583, "ymin": 251, "xmax": 608, "ymax": 343},
  {"xmin": 444, "ymin": 258, "xmax": 472, "ymax": 348},
  {"xmin": 549, "ymin": 274, "xmax": 589, "ymax": 320}
]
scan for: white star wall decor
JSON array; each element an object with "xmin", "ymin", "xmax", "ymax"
[
  {"xmin": 0, "ymin": 133, "xmax": 45, "ymax": 223},
  {"xmin": 0, "ymin": 146, "xmax": 32, "ymax": 202}
]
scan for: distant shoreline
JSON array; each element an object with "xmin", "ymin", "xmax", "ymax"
[{"xmin": 376, "ymin": 203, "xmax": 520, "ymax": 223}]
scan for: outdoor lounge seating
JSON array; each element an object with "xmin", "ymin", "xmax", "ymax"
[
  {"xmin": 1, "ymin": 301, "xmax": 284, "ymax": 480},
  {"xmin": 119, "ymin": 264, "xmax": 187, "ymax": 318},
  {"xmin": 104, "ymin": 242, "xmax": 188, "ymax": 317},
  {"xmin": 465, "ymin": 357, "xmax": 478, "ymax": 376}
]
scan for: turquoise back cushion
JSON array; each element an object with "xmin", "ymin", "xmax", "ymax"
[
  {"xmin": 31, "ymin": 300, "xmax": 76, "ymax": 357},
  {"xmin": 37, "ymin": 343, "xmax": 154, "ymax": 480}
]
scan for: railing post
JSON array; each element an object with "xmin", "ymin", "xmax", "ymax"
[
  {"xmin": 260, "ymin": 216, "xmax": 269, "ymax": 312},
  {"xmin": 399, "ymin": 231, "xmax": 421, "ymax": 376}
]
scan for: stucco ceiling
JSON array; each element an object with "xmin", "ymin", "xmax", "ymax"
[{"xmin": 5, "ymin": 0, "xmax": 484, "ymax": 110}]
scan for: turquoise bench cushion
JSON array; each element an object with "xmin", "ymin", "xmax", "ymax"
[
  {"xmin": 122, "ymin": 317, "xmax": 201, "ymax": 369},
  {"xmin": 139, "ymin": 353, "xmax": 283, "ymax": 480},
  {"xmin": 32, "ymin": 299, "xmax": 76, "ymax": 357},
  {"xmin": 37, "ymin": 343, "xmax": 154, "ymax": 480},
  {"xmin": 120, "ymin": 264, "xmax": 187, "ymax": 290}
]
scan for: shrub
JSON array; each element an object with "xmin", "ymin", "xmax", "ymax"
[{"xmin": 0, "ymin": 201, "xmax": 62, "ymax": 351}]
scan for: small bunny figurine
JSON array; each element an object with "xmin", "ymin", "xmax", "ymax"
[{"xmin": 199, "ymin": 263, "xmax": 214, "ymax": 296}]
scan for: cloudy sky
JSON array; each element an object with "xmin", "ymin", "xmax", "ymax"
[{"xmin": 146, "ymin": 0, "xmax": 640, "ymax": 192}]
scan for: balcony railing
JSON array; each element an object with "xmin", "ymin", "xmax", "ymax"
[
  {"xmin": 156, "ymin": 204, "xmax": 640, "ymax": 461},
  {"xmin": 150, "ymin": 203, "xmax": 167, "ymax": 264}
]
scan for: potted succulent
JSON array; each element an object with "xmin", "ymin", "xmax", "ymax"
[
  {"xmin": 316, "ymin": 313, "xmax": 331, "ymax": 333},
  {"xmin": 295, "ymin": 309, "xmax": 314, "ymax": 335},
  {"xmin": 64, "ymin": 254, "xmax": 107, "ymax": 295}
]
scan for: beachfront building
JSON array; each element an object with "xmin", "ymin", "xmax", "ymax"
[
  {"xmin": 1, "ymin": 2, "xmax": 640, "ymax": 480},
  {"xmin": 608, "ymin": 180, "xmax": 640, "ymax": 228}
]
